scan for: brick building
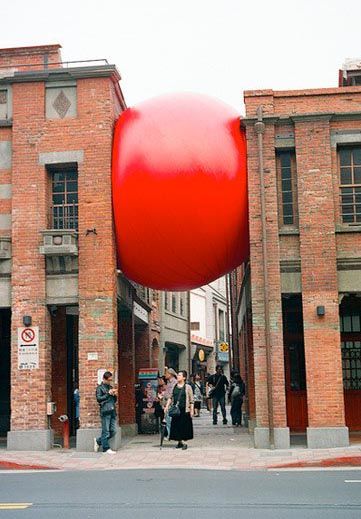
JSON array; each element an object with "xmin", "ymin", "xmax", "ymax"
[
  {"xmin": 0, "ymin": 44, "xmax": 161, "ymax": 450},
  {"xmin": 237, "ymin": 64, "xmax": 361, "ymax": 449}
]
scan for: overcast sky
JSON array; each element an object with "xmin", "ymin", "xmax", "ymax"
[{"xmin": 2, "ymin": 0, "xmax": 361, "ymax": 113}]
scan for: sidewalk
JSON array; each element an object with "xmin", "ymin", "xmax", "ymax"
[{"xmin": 1, "ymin": 409, "xmax": 361, "ymax": 471}]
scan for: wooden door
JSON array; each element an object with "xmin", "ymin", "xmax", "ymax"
[{"xmin": 282, "ymin": 295, "xmax": 308, "ymax": 432}]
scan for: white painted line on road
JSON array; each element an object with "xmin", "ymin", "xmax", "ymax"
[
  {"xmin": 345, "ymin": 480, "xmax": 361, "ymax": 483},
  {"xmin": 268, "ymin": 467, "xmax": 361, "ymax": 472},
  {"xmin": 0, "ymin": 503, "xmax": 32, "ymax": 510}
]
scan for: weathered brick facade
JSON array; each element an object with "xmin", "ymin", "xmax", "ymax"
[
  {"xmin": 0, "ymin": 44, "xmax": 137, "ymax": 450},
  {"xmin": 238, "ymin": 83, "xmax": 361, "ymax": 448}
]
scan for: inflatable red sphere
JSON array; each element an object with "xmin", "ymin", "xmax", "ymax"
[{"xmin": 112, "ymin": 93, "xmax": 249, "ymax": 291}]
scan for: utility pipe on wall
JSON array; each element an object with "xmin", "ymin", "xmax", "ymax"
[{"xmin": 255, "ymin": 106, "xmax": 274, "ymax": 448}]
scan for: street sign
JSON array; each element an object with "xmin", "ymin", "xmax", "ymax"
[
  {"xmin": 18, "ymin": 326, "xmax": 39, "ymax": 370},
  {"xmin": 217, "ymin": 341, "xmax": 229, "ymax": 362}
]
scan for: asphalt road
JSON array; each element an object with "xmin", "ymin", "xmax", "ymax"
[{"xmin": 0, "ymin": 468, "xmax": 361, "ymax": 518}]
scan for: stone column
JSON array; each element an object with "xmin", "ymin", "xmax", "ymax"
[{"xmin": 295, "ymin": 118, "xmax": 348, "ymax": 448}]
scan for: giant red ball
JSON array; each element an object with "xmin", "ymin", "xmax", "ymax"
[{"xmin": 112, "ymin": 93, "xmax": 249, "ymax": 291}]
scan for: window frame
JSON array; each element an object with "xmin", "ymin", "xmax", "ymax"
[
  {"xmin": 276, "ymin": 149, "xmax": 298, "ymax": 227},
  {"xmin": 338, "ymin": 145, "xmax": 361, "ymax": 225},
  {"xmin": 48, "ymin": 164, "xmax": 78, "ymax": 230}
]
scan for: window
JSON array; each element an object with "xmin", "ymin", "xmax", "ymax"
[
  {"xmin": 0, "ymin": 90, "xmax": 8, "ymax": 119},
  {"xmin": 164, "ymin": 292, "xmax": 169, "ymax": 310},
  {"xmin": 276, "ymin": 150, "xmax": 298, "ymax": 226},
  {"xmin": 191, "ymin": 322, "xmax": 200, "ymax": 331},
  {"xmin": 50, "ymin": 166, "xmax": 78, "ymax": 230},
  {"xmin": 339, "ymin": 146, "xmax": 361, "ymax": 224},
  {"xmin": 172, "ymin": 292, "xmax": 177, "ymax": 313},
  {"xmin": 342, "ymin": 341, "xmax": 361, "ymax": 389},
  {"xmin": 180, "ymin": 293, "xmax": 184, "ymax": 316},
  {"xmin": 218, "ymin": 309, "xmax": 225, "ymax": 341}
]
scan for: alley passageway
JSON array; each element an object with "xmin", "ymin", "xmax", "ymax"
[{"xmin": 123, "ymin": 405, "xmax": 252, "ymax": 452}]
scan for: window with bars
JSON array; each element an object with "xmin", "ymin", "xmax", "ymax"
[
  {"xmin": 50, "ymin": 167, "xmax": 78, "ymax": 230},
  {"xmin": 339, "ymin": 146, "xmax": 361, "ymax": 224},
  {"xmin": 276, "ymin": 150, "xmax": 298, "ymax": 226},
  {"xmin": 342, "ymin": 341, "xmax": 361, "ymax": 390},
  {"xmin": 340, "ymin": 310, "xmax": 361, "ymax": 389}
]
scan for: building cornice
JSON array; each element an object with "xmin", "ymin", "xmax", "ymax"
[
  {"xmin": 0, "ymin": 65, "xmax": 121, "ymax": 85},
  {"xmin": 243, "ymin": 111, "xmax": 361, "ymax": 126}
]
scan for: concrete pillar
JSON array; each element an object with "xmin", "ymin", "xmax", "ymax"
[{"xmin": 295, "ymin": 119, "xmax": 348, "ymax": 448}]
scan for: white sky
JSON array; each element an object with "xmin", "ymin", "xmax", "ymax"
[{"xmin": 2, "ymin": 0, "xmax": 361, "ymax": 113}]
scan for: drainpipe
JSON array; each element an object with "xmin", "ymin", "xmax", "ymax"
[
  {"xmin": 225, "ymin": 273, "xmax": 232, "ymax": 368},
  {"xmin": 255, "ymin": 106, "xmax": 274, "ymax": 449}
]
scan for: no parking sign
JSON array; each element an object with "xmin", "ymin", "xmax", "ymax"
[{"xmin": 18, "ymin": 326, "xmax": 39, "ymax": 370}]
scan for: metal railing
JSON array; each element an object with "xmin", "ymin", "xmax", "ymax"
[{"xmin": 50, "ymin": 203, "xmax": 78, "ymax": 230}]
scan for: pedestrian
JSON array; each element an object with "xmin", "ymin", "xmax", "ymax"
[
  {"xmin": 165, "ymin": 370, "xmax": 194, "ymax": 450},
  {"xmin": 94, "ymin": 371, "xmax": 117, "ymax": 454},
  {"xmin": 163, "ymin": 367, "xmax": 178, "ymax": 437},
  {"xmin": 229, "ymin": 373, "xmax": 245, "ymax": 426},
  {"xmin": 73, "ymin": 385, "xmax": 80, "ymax": 429},
  {"xmin": 193, "ymin": 373, "xmax": 203, "ymax": 417},
  {"xmin": 207, "ymin": 365, "xmax": 229, "ymax": 425}
]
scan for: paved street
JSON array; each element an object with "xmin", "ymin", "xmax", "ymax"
[{"xmin": 1, "ymin": 468, "xmax": 361, "ymax": 518}]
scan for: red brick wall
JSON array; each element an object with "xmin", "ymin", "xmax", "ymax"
[
  {"xmin": 245, "ymin": 121, "xmax": 287, "ymax": 429},
  {"xmin": 242, "ymin": 83, "xmax": 361, "ymax": 432},
  {"xmin": 10, "ymin": 81, "xmax": 51, "ymax": 430},
  {"xmin": 8, "ymin": 71, "xmax": 122, "ymax": 432},
  {"xmin": 295, "ymin": 119, "xmax": 345, "ymax": 427},
  {"xmin": 0, "ymin": 45, "xmax": 62, "ymax": 71},
  {"xmin": 135, "ymin": 328, "xmax": 150, "ymax": 371}
]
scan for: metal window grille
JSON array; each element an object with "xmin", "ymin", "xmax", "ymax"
[
  {"xmin": 51, "ymin": 169, "xmax": 78, "ymax": 230},
  {"xmin": 339, "ymin": 146, "xmax": 361, "ymax": 224},
  {"xmin": 342, "ymin": 341, "xmax": 361, "ymax": 389},
  {"xmin": 276, "ymin": 151, "xmax": 298, "ymax": 226}
]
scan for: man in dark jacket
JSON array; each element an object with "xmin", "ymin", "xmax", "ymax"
[
  {"xmin": 208, "ymin": 365, "xmax": 229, "ymax": 425},
  {"xmin": 94, "ymin": 371, "xmax": 117, "ymax": 454}
]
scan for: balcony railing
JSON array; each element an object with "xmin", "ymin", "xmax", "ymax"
[{"xmin": 50, "ymin": 203, "xmax": 78, "ymax": 231}]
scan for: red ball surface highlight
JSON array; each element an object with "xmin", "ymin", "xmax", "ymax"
[{"xmin": 112, "ymin": 93, "xmax": 249, "ymax": 291}]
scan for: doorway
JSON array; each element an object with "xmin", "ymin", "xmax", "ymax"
[
  {"xmin": 0, "ymin": 309, "xmax": 11, "ymax": 438},
  {"xmin": 51, "ymin": 306, "xmax": 79, "ymax": 438},
  {"xmin": 282, "ymin": 295, "xmax": 308, "ymax": 431},
  {"xmin": 340, "ymin": 295, "xmax": 361, "ymax": 430}
]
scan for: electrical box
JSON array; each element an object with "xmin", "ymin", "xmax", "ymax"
[{"xmin": 47, "ymin": 402, "xmax": 56, "ymax": 415}]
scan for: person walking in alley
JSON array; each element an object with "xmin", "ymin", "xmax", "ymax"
[
  {"xmin": 163, "ymin": 367, "xmax": 178, "ymax": 437},
  {"xmin": 208, "ymin": 365, "xmax": 229, "ymax": 425},
  {"xmin": 192, "ymin": 373, "xmax": 203, "ymax": 417},
  {"xmin": 229, "ymin": 373, "xmax": 245, "ymax": 426},
  {"xmin": 94, "ymin": 371, "xmax": 117, "ymax": 454},
  {"xmin": 165, "ymin": 370, "xmax": 194, "ymax": 450}
]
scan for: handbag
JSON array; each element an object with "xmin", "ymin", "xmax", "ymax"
[
  {"xmin": 168, "ymin": 385, "xmax": 185, "ymax": 417},
  {"xmin": 207, "ymin": 374, "xmax": 223, "ymax": 399}
]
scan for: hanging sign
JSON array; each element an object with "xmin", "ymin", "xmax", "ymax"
[
  {"xmin": 18, "ymin": 326, "xmax": 39, "ymax": 370},
  {"xmin": 217, "ymin": 341, "xmax": 229, "ymax": 362}
]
